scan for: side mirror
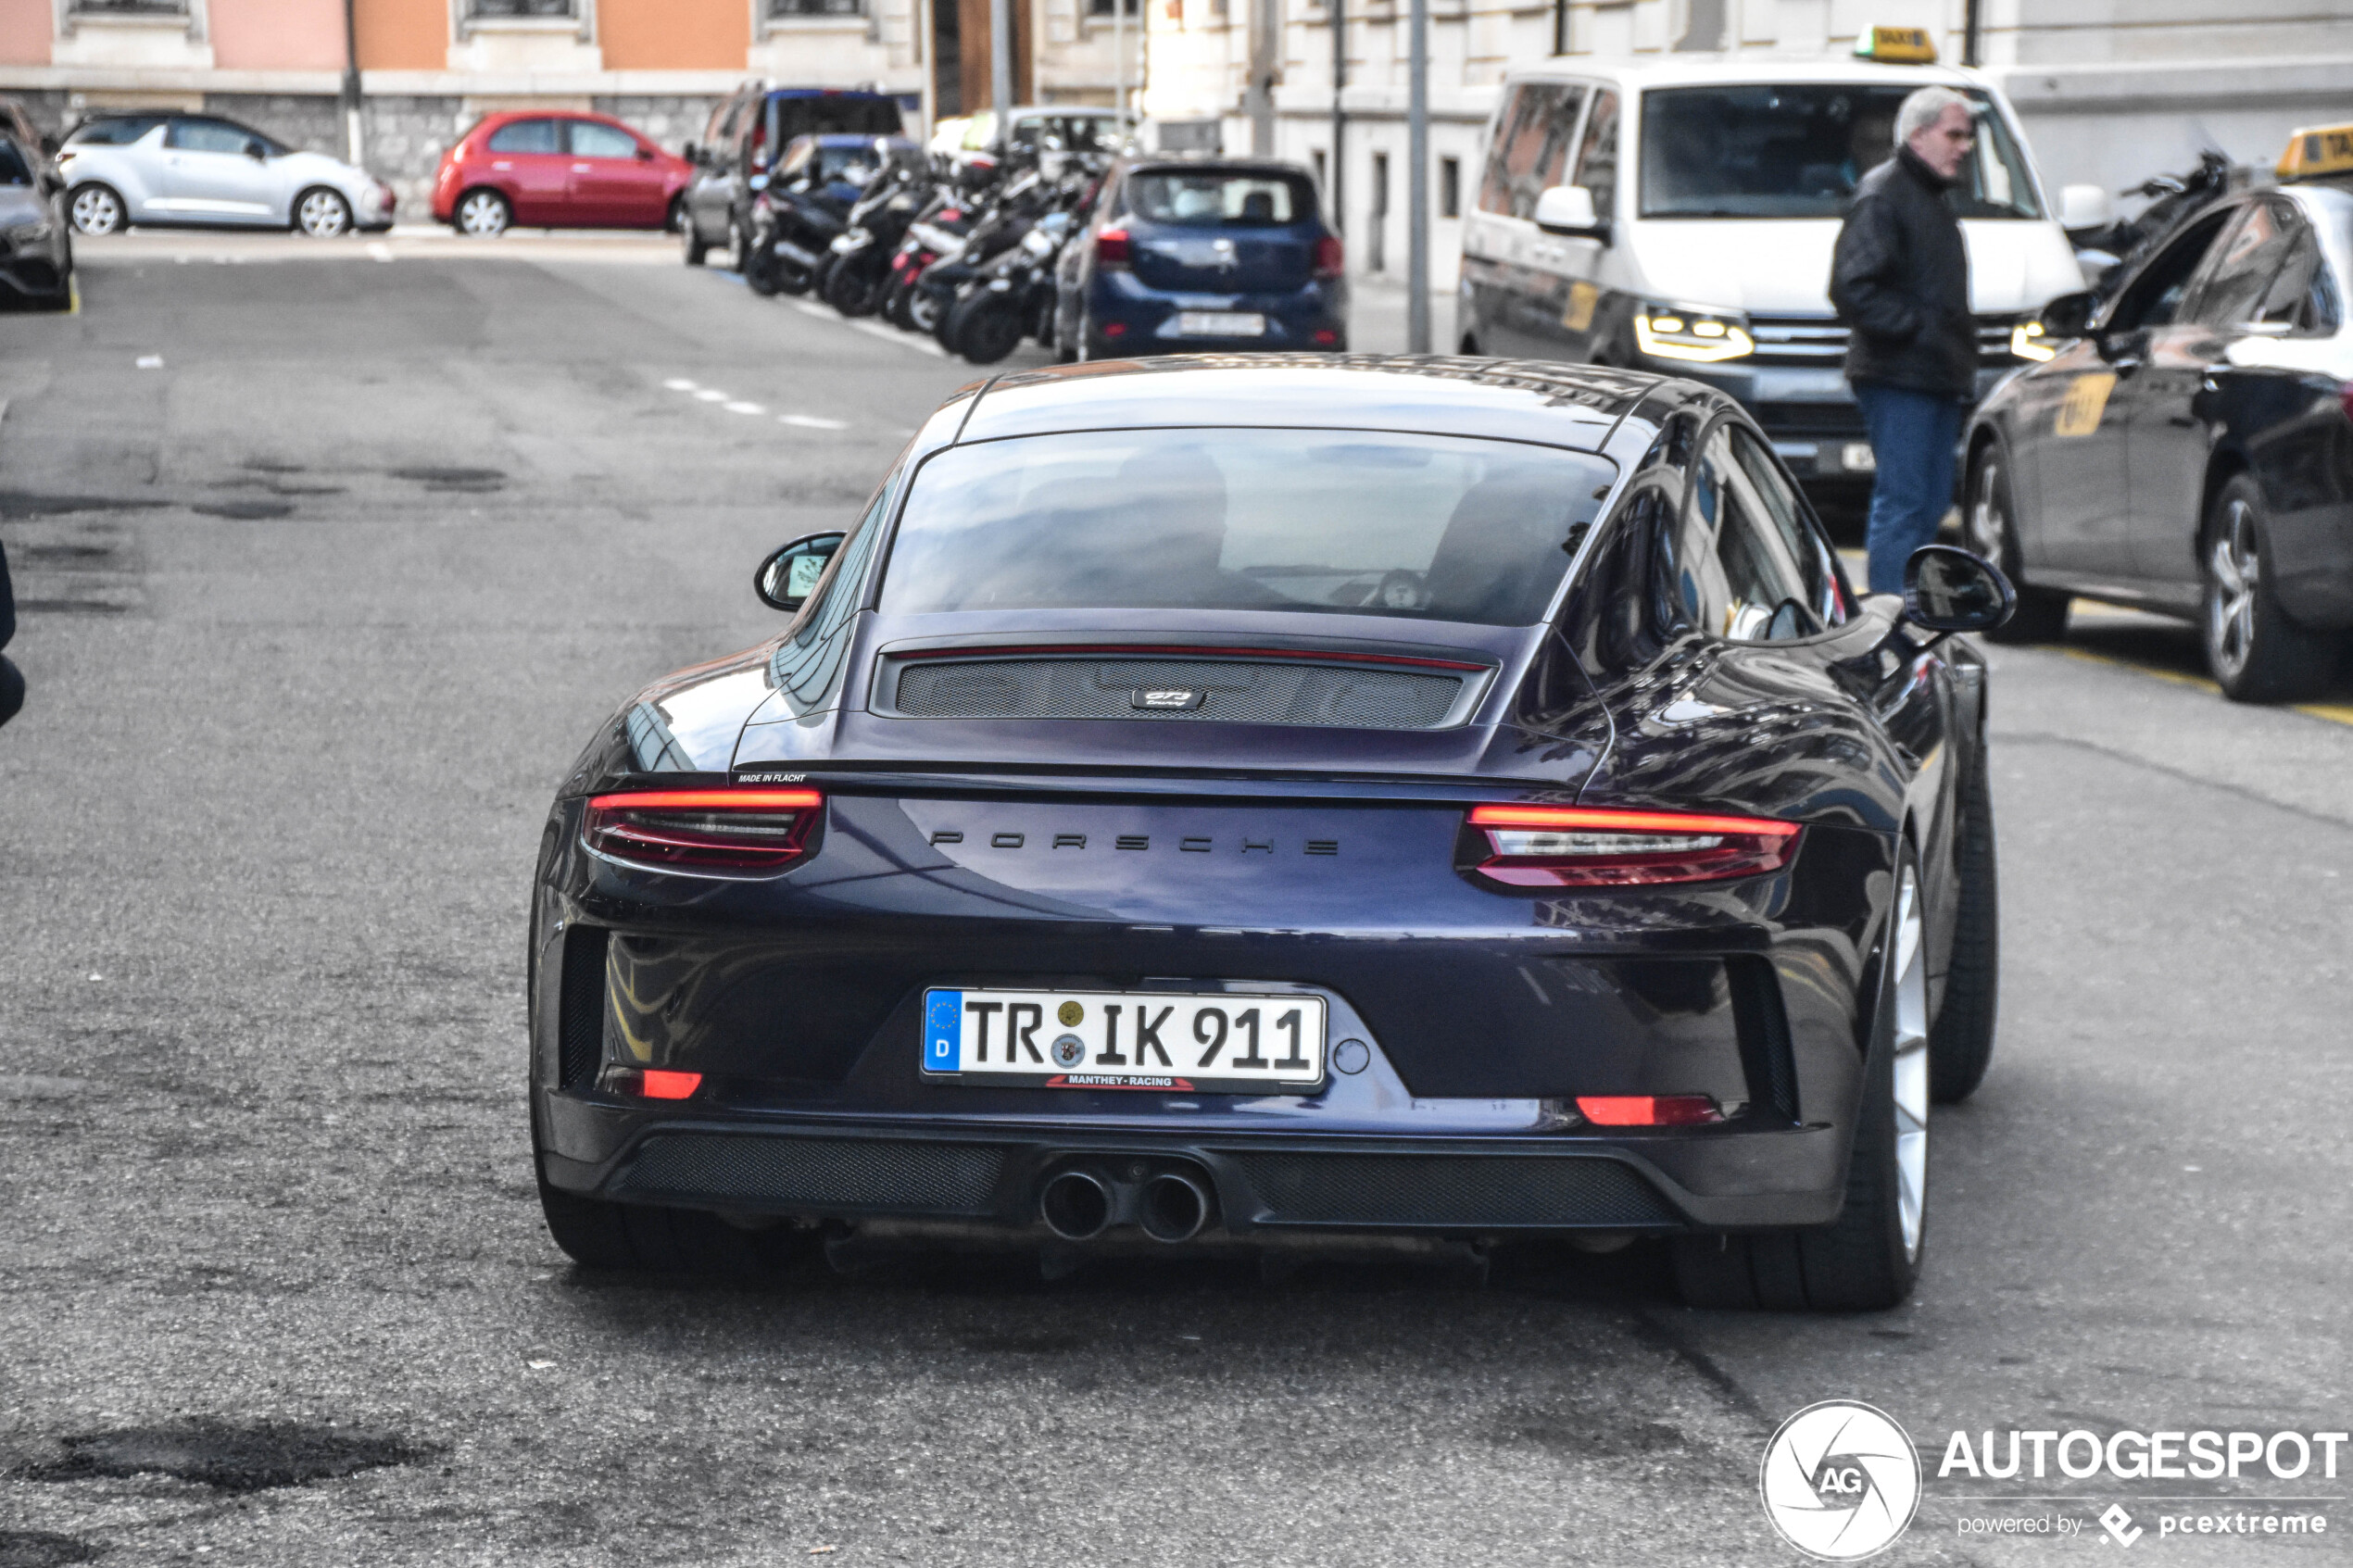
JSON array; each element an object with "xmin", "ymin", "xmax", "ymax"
[
  {"xmin": 2057, "ymin": 182, "xmax": 2112, "ymax": 232},
  {"xmin": 755, "ymin": 532, "xmax": 846, "ymax": 612},
  {"xmin": 636, "ymin": 145, "xmax": 655, "ymax": 161},
  {"xmin": 246, "ymin": 142, "xmax": 269, "ymax": 161},
  {"xmin": 2037, "ymin": 289, "xmax": 2098, "ymax": 340},
  {"xmin": 1532, "ymin": 184, "xmax": 1604, "ymax": 237},
  {"xmin": 1902, "ymin": 545, "xmax": 2015, "ymax": 633},
  {"xmin": 683, "ymin": 140, "xmax": 700, "ymax": 164}
]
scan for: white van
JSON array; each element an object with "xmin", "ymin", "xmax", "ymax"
[{"xmin": 1458, "ymin": 52, "xmax": 2095, "ymax": 501}]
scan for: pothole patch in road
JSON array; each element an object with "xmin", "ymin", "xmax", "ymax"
[
  {"xmin": 189, "ymin": 500, "xmax": 296, "ymax": 520},
  {"xmin": 20, "ymin": 1418, "xmax": 439, "ymax": 1494},
  {"xmin": 388, "ymin": 466, "xmax": 506, "ymax": 494},
  {"xmin": 1490, "ymin": 1401, "xmax": 1689, "ymax": 1457},
  {"xmin": 0, "ymin": 493, "xmax": 169, "ymax": 520},
  {"xmin": 0, "ymin": 1529, "xmax": 101, "ymax": 1567}
]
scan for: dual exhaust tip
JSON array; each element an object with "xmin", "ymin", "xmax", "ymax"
[{"xmin": 1039, "ymin": 1166, "xmax": 1213, "ymax": 1244}]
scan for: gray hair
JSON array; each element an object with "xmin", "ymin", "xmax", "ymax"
[{"xmin": 1895, "ymin": 86, "xmax": 1973, "ymax": 148}]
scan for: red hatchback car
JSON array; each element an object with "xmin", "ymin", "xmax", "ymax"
[{"xmin": 433, "ymin": 111, "xmax": 691, "ymax": 237}]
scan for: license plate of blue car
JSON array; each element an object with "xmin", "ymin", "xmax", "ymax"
[
  {"xmin": 923, "ymin": 987, "xmax": 1327, "ymax": 1091},
  {"xmin": 1176, "ymin": 311, "xmax": 1265, "ymax": 337}
]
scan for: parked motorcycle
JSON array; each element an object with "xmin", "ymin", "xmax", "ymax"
[
  {"xmin": 943, "ymin": 209, "xmax": 1080, "ymax": 364},
  {"xmin": 822, "ymin": 158, "xmax": 936, "ymax": 318},
  {"xmin": 742, "ymin": 154, "xmax": 872, "ymax": 297}
]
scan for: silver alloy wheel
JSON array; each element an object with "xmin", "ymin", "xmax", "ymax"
[
  {"xmin": 70, "ymin": 184, "xmax": 123, "ymax": 236},
  {"xmin": 1891, "ymin": 862, "xmax": 1930, "ymax": 1262},
  {"xmin": 2206, "ymin": 496, "xmax": 2259, "ymax": 682},
  {"xmin": 457, "ymin": 191, "xmax": 509, "ymax": 238},
  {"xmin": 1967, "ymin": 458, "xmax": 2007, "ymax": 565},
  {"xmin": 296, "ymin": 188, "xmax": 351, "ymax": 238}
]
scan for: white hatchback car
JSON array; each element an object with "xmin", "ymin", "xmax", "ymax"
[{"xmin": 57, "ymin": 112, "xmax": 395, "ymax": 238}]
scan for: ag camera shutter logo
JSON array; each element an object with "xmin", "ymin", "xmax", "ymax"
[{"xmin": 1760, "ymin": 1401, "xmax": 1921, "ymax": 1561}]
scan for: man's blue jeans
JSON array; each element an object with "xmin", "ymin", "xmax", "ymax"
[{"xmin": 1855, "ymin": 382, "xmax": 1966, "ymax": 593}]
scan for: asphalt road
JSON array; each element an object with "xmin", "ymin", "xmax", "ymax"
[{"xmin": 0, "ymin": 232, "xmax": 2347, "ymax": 1568}]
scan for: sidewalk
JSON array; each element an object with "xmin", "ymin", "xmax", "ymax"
[{"xmin": 1347, "ymin": 276, "xmax": 1457, "ymax": 356}]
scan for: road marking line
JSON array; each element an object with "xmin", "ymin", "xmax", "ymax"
[
  {"xmin": 661, "ymin": 378, "xmax": 698, "ymax": 391},
  {"xmin": 693, "ymin": 389, "xmax": 727, "ymax": 402},
  {"xmin": 779, "ymin": 414, "xmax": 849, "ymax": 430},
  {"xmin": 367, "ymin": 242, "xmax": 394, "ymax": 262},
  {"xmin": 849, "ymin": 318, "xmax": 946, "ymax": 357},
  {"xmin": 724, "ymin": 400, "xmax": 766, "ymax": 414},
  {"xmin": 67, "ymin": 276, "xmax": 80, "ymax": 315},
  {"xmin": 793, "ymin": 301, "xmax": 834, "ymax": 319},
  {"xmin": 2061, "ymin": 646, "xmax": 2353, "ymax": 728}
]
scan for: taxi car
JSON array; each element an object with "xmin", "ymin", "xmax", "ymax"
[
  {"xmin": 1963, "ymin": 124, "xmax": 2353, "ymax": 701},
  {"xmin": 527, "ymin": 354, "xmax": 2018, "ymax": 1311}
]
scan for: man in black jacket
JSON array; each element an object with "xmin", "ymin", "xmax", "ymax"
[
  {"xmin": 0, "ymin": 534, "xmax": 20, "ymax": 729},
  {"xmin": 1830, "ymin": 85, "xmax": 1980, "ymax": 591}
]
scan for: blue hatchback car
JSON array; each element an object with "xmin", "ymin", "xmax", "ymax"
[{"xmin": 1054, "ymin": 158, "xmax": 1347, "ymax": 358}]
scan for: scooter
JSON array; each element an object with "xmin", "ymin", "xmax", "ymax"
[
  {"xmin": 824, "ymin": 165, "xmax": 933, "ymax": 318},
  {"xmin": 742, "ymin": 163, "xmax": 865, "ymax": 298},
  {"xmin": 943, "ymin": 209, "xmax": 1078, "ymax": 365}
]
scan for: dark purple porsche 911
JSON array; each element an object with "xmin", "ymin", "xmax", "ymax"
[{"xmin": 528, "ymin": 354, "xmax": 2015, "ymax": 1311}]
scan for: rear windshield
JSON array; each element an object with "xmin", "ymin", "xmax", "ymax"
[
  {"xmin": 880, "ymin": 429, "xmax": 1614, "ymax": 625},
  {"xmin": 1638, "ymin": 84, "xmax": 2042, "ymax": 220},
  {"xmin": 1126, "ymin": 171, "xmax": 1315, "ymax": 227},
  {"xmin": 775, "ymin": 95, "xmax": 903, "ymax": 142},
  {"xmin": 66, "ymin": 116, "xmax": 164, "ymax": 146}
]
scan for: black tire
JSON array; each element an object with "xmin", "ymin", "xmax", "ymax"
[
  {"xmin": 949, "ymin": 291, "xmax": 1024, "ymax": 365},
  {"xmin": 822, "ymin": 256, "xmax": 880, "ymax": 317},
  {"xmin": 1929, "ymin": 732, "xmax": 1998, "ymax": 1104},
  {"xmin": 69, "ymin": 182, "xmax": 126, "ymax": 236},
  {"xmin": 293, "ymin": 185, "xmax": 352, "ymax": 238},
  {"xmin": 454, "ymin": 187, "xmax": 510, "ymax": 239},
  {"xmin": 744, "ymin": 234, "xmax": 781, "ymax": 296},
  {"xmin": 680, "ymin": 204, "xmax": 708, "ymax": 265},
  {"xmin": 1673, "ymin": 849, "xmax": 1928, "ymax": 1311},
  {"xmin": 908, "ymin": 284, "xmax": 946, "ymax": 336},
  {"xmin": 2201, "ymin": 472, "xmax": 2338, "ymax": 703},
  {"xmin": 1965, "ymin": 445, "xmax": 2070, "ymax": 644}
]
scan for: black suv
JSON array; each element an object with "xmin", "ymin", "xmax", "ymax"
[{"xmin": 679, "ymin": 86, "xmax": 904, "ymax": 266}]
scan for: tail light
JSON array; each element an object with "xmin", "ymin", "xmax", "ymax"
[
  {"xmin": 2339, "ymin": 382, "xmax": 2353, "ymax": 424},
  {"xmin": 603, "ymin": 1067, "xmax": 703, "ymax": 1099},
  {"xmin": 584, "ymin": 788, "xmax": 822, "ymax": 875},
  {"xmin": 1312, "ymin": 232, "xmax": 1344, "ymax": 279},
  {"xmin": 1095, "ymin": 226, "xmax": 1131, "ymax": 267},
  {"xmin": 1577, "ymin": 1095, "xmax": 1721, "ymax": 1126},
  {"xmin": 1465, "ymin": 805, "xmax": 1799, "ymax": 887},
  {"xmin": 1311, "ymin": 328, "xmax": 1340, "ymax": 346},
  {"xmin": 1101, "ymin": 320, "xmax": 1127, "ymax": 338}
]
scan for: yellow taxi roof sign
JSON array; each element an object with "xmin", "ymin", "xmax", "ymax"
[
  {"xmin": 1854, "ymin": 25, "xmax": 1937, "ymax": 64},
  {"xmin": 2279, "ymin": 123, "xmax": 2353, "ymax": 182}
]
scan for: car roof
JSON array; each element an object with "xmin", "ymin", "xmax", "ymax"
[
  {"xmin": 958, "ymin": 356, "xmax": 1670, "ymax": 452},
  {"xmin": 1504, "ymin": 56, "xmax": 1981, "ymax": 92},
  {"xmin": 767, "ymin": 87, "xmax": 898, "ymax": 101},
  {"xmin": 1122, "ymin": 157, "xmax": 1311, "ymax": 178}
]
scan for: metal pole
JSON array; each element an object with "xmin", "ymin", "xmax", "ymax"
[
  {"xmin": 339, "ymin": 0, "xmax": 363, "ymax": 165},
  {"xmin": 1405, "ymin": 0, "xmax": 1428, "ymax": 351},
  {"xmin": 1114, "ymin": 0, "xmax": 1126, "ymax": 120},
  {"xmin": 1962, "ymin": 0, "xmax": 1982, "ymax": 68},
  {"xmin": 1329, "ymin": 0, "xmax": 1343, "ymax": 233},
  {"xmin": 992, "ymin": 0, "xmax": 1014, "ymax": 118}
]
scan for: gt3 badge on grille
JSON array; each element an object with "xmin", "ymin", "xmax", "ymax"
[{"xmin": 1132, "ymin": 688, "xmax": 1205, "ymax": 709}]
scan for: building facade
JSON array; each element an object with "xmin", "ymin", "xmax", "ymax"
[
  {"xmin": 1139, "ymin": 0, "xmax": 2353, "ymax": 295},
  {"xmin": 0, "ymin": 0, "xmax": 1144, "ymax": 215}
]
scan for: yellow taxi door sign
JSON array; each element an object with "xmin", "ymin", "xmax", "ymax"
[
  {"xmin": 2055, "ymin": 372, "xmax": 2117, "ymax": 437},
  {"xmin": 1561, "ymin": 280, "xmax": 1599, "ymax": 332}
]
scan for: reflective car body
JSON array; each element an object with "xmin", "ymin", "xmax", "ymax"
[
  {"xmin": 1967, "ymin": 182, "xmax": 2353, "ymax": 642},
  {"xmin": 1055, "ymin": 158, "xmax": 1348, "ymax": 358},
  {"xmin": 531, "ymin": 358, "xmax": 1992, "ymax": 1304},
  {"xmin": 431, "ymin": 110, "xmax": 690, "ymax": 231},
  {"xmin": 57, "ymin": 112, "xmax": 393, "ymax": 234},
  {"xmin": 0, "ymin": 131, "xmax": 70, "ymax": 307}
]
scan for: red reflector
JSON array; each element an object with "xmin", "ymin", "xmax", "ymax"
[
  {"xmin": 1095, "ymin": 226, "xmax": 1131, "ymax": 266},
  {"xmin": 1576, "ymin": 1095, "xmax": 1721, "ymax": 1126},
  {"xmin": 2340, "ymin": 382, "xmax": 2353, "ymax": 425},
  {"xmin": 1101, "ymin": 320, "xmax": 1128, "ymax": 337},
  {"xmin": 1312, "ymin": 327, "xmax": 1340, "ymax": 345},
  {"xmin": 1466, "ymin": 804, "xmax": 1799, "ymax": 887},
  {"xmin": 1312, "ymin": 232, "xmax": 1344, "ymax": 279},
  {"xmin": 640, "ymin": 1070, "xmax": 702, "ymax": 1099},
  {"xmin": 584, "ymin": 788, "xmax": 823, "ymax": 875}
]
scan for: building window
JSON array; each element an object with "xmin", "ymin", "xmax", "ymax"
[
  {"xmin": 769, "ymin": 0, "xmax": 866, "ymax": 15},
  {"xmin": 468, "ymin": 0, "xmax": 577, "ymax": 16},
  {"xmin": 1087, "ymin": 0, "xmax": 1142, "ymax": 15},
  {"xmin": 69, "ymin": 0, "xmax": 190, "ymax": 12},
  {"xmin": 1312, "ymin": 148, "xmax": 1327, "ymax": 193},
  {"xmin": 1439, "ymin": 156, "xmax": 1459, "ymax": 219}
]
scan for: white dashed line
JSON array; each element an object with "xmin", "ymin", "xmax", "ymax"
[
  {"xmin": 724, "ymin": 401, "xmax": 767, "ymax": 415},
  {"xmin": 367, "ymin": 242, "xmax": 394, "ymax": 262},
  {"xmin": 849, "ymin": 319, "xmax": 947, "ymax": 358},
  {"xmin": 661, "ymin": 378, "xmax": 698, "ymax": 391},
  {"xmin": 693, "ymin": 389, "xmax": 728, "ymax": 402},
  {"xmin": 779, "ymin": 414, "xmax": 850, "ymax": 430},
  {"xmin": 793, "ymin": 301, "xmax": 834, "ymax": 319}
]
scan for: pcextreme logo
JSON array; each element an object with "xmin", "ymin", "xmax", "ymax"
[{"xmin": 1760, "ymin": 1400, "xmax": 1923, "ymax": 1561}]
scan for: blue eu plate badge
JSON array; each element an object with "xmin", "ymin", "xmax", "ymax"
[{"xmin": 925, "ymin": 990, "xmax": 963, "ymax": 1072}]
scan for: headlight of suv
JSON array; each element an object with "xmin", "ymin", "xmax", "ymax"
[
  {"xmin": 2008, "ymin": 317, "xmax": 2057, "ymax": 361},
  {"xmin": 1633, "ymin": 302, "xmax": 1756, "ymax": 363}
]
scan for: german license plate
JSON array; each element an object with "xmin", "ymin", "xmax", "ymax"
[
  {"xmin": 1176, "ymin": 311, "xmax": 1265, "ymax": 337},
  {"xmin": 923, "ymin": 987, "xmax": 1325, "ymax": 1091}
]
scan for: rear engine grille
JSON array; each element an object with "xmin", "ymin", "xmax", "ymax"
[
  {"xmin": 555, "ymin": 925, "xmax": 610, "ymax": 1091},
  {"xmin": 613, "ymin": 1135, "xmax": 1008, "ymax": 1213},
  {"xmin": 1227, "ymin": 1151, "xmax": 1679, "ymax": 1228},
  {"xmin": 887, "ymin": 656, "xmax": 1471, "ymax": 730},
  {"xmin": 1747, "ymin": 313, "xmax": 2020, "ymax": 370}
]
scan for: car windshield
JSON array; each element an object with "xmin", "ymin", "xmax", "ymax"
[
  {"xmin": 0, "ymin": 140, "xmax": 31, "ymax": 185},
  {"xmin": 879, "ymin": 429, "xmax": 1615, "ymax": 625},
  {"xmin": 1638, "ymin": 84, "xmax": 2042, "ymax": 220},
  {"xmin": 1126, "ymin": 171, "xmax": 1315, "ymax": 227}
]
